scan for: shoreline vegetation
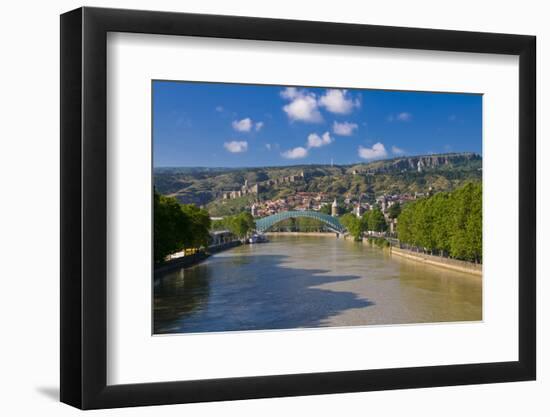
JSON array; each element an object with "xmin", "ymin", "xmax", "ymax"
[
  {"xmin": 154, "ymin": 240, "xmax": 242, "ymax": 276},
  {"xmin": 154, "ymin": 172, "xmax": 482, "ymax": 276},
  {"xmin": 155, "ymin": 232, "xmax": 482, "ymax": 277},
  {"xmin": 154, "ymin": 192, "xmax": 260, "ymax": 275},
  {"xmin": 339, "ymin": 182, "xmax": 482, "ymax": 263},
  {"xmin": 267, "ymin": 232, "xmax": 481, "ymax": 275},
  {"xmin": 396, "ymin": 182, "xmax": 482, "ymax": 263}
]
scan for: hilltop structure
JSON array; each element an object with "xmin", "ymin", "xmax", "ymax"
[{"xmin": 222, "ymin": 171, "xmax": 305, "ymax": 200}]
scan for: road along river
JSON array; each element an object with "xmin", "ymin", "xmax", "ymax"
[{"xmin": 154, "ymin": 235, "xmax": 481, "ymax": 334}]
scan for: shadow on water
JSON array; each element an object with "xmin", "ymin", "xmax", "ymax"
[{"xmin": 154, "ymin": 253, "xmax": 373, "ymax": 334}]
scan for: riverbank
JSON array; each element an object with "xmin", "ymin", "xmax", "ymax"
[
  {"xmin": 390, "ymin": 246, "xmax": 482, "ymax": 276},
  {"xmin": 265, "ymin": 231, "xmax": 339, "ymax": 237},
  {"xmin": 154, "ymin": 241, "xmax": 242, "ymax": 276}
]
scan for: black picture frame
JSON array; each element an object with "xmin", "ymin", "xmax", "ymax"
[{"xmin": 60, "ymin": 6, "xmax": 536, "ymax": 410}]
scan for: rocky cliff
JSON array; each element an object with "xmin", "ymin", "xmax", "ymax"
[{"xmin": 350, "ymin": 152, "xmax": 481, "ymax": 174}]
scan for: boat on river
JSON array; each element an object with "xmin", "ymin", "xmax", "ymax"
[{"xmin": 248, "ymin": 233, "xmax": 268, "ymax": 244}]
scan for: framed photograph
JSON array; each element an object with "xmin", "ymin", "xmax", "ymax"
[{"xmin": 60, "ymin": 7, "xmax": 536, "ymax": 409}]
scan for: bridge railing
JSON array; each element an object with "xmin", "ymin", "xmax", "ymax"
[{"xmin": 255, "ymin": 210, "xmax": 346, "ymax": 233}]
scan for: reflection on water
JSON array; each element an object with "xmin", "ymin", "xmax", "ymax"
[{"xmin": 154, "ymin": 235, "xmax": 482, "ymax": 334}]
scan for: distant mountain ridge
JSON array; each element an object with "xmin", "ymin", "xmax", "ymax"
[
  {"xmin": 154, "ymin": 152, "xmax": 480, "ymax": 174},
  {"xmin": 154, "ymin": 152, "xmax": 482, "ymax": 214},
  {"xmin": 347, "ymin": 152, "xmax": 481, "ymax": 174}
]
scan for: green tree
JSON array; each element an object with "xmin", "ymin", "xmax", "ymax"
[
  {"xmin": 413, "ymin": 199, "xmax": 436, "ymax": 252},
  {"xmin": 181, "ymin": 204, "xmax": 211, "ymax": 249},
  {"xmin": 319, "ymin": 204, "xmax": 332, "ymax": 215},
  {"xmin": 367, "ymin": 208, "xmax": 387, "ymax": 232},
  {"xmin": 228, "ymin": 212, "xmax": 255, "ymax": 238},
  {"xmin": 431, "ymin": 192, "xmax": 451, "ymax": 255},
  {"xmin": 448, "ymin": 182, "xmax": 482, "ymax": 262},
  {"xmin": 465, "ymin": 183, "xmax": 482, "ymax": 262},
  {"xmin": 211, "ymin": 218, "xmax": 227, "ymax": 231},
  {"xmin": 153, "ymin": 191, "xmax": 190, "ymax": 263},
  {"xmin": 387, "ymin": 202, "xmax": 402, "ymax": 219},
  {"xmin": 153, "ymin": 190, "xmax": 213, "ymax": 263},
  {"xmin": 361, "ymin": 211, "xmax": 370, "ymax": 232},
  {"xmin": 395, "ymin": 182, "xmax": 482, "ymax": 262},
  {"xmin": 395, "ymin": 206, "xmax": 412, "ymax": 243},
  {"xmin": 340, "ymin": 213, "xmax": 364, "ymax": 240}
]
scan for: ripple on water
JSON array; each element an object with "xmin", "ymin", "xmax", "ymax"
[{"xmin": 154, "ymin": 235, "xmax": 482, "ymax": 334}]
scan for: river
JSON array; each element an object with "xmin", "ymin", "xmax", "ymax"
[{"xmin": 154, "ymin": 235, "xmax": 482, "ymax": 334}]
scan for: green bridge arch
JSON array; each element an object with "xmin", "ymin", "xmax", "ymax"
[{"xmin": 255, "ymin": 210, "xmax": 346, "ymax": 234}]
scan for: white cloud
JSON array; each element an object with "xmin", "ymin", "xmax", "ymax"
[
  {"xmin": 333, "ymin": 121, "xmax": 358, "ymax": 136},
  {"xmin": 215, "ymin": 106, "xmax": 224, "ymax": 112},
  {"xmin": 280, "ymin": 88, "xmax": 322, "ymax": 123},
  {"xmin": 391, "ymin": 145, "xmax": 405, "ymax": 155},
  {"xmin": 387, "ymin": 112, "xmax": 412, "ymax": 122},
  {"xmin": 281, "ymin": 146, "xmax": 308, "ymax": 159},
  {"xmin": 265, "ymin": 143, "xmax": 272, "ymax": 151},
  {"xmin": 358, "ymin": 142, "xmax": 388, "ymax": 160},
  {"xmin": 280, "ymin": 87, "xmax": 299, "ymax": 100},
  {"xmin": 232, "ymin": 118, "xmax": 253, "ymax": 132},
  {"xmin": 283, "ymin": 95, "xmax": 322, "ymax": 123},
  {"xmin": 307, "ymin": 132, "xmax": 333, "ymax": 148},
  {"xmin": 255, "ymin": 121, "xmax": 264, "ymax": 132},
  {"xmin": 318, "ymin": 89, "xmax": 359, "ymax": 114},
  {"xmin": 224, "ymin": 141, "xmax": 248, "ymax": 153},
  {"xmin": 388, "ymin": 112, "xmax": 412, "ymax": 122},
  {"xmin": 397, "ymin": 112, "xmax": 412, "ymax": 121}
]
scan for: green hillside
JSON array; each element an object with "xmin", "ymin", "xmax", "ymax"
[{"xmin": 154, "ymin": 152, "xmax": 482, "ymax": 216}]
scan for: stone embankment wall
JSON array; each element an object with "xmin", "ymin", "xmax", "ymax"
[
  {"xmin": 154, "ymin": 241, "xmax": 242, "ymax": 276},
  {"xmin": 390, "ymin": 246, "xmax": 482, "ymax": 276}
]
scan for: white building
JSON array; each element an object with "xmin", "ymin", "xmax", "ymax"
[
  {"xmin": 251, "ymin": 203, "xmax": 258, "ymax": 217},
  {"xmin": 331, "ymin": 199, "xmax": 338, "ymax": 216},
  {"xmin": 354, "ymin": 203, "xmax": 364, "ymax": 218}
]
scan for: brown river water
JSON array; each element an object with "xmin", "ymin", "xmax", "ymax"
[{"xmin": 154, "ymin": 235, "xmax": 482, "ymax": 334}]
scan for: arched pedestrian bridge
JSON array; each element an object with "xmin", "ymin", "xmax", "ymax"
[{"xmin": 255, "ymin": 210, "xmax": 346, "ymax": 234}]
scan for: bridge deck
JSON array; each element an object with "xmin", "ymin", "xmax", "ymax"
[{"xmin": 255, "ymin": 210, "xmax": 345, "ymax": 234}]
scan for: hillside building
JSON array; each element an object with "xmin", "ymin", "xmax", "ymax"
[{"xmin": 331, "ymin": 199, "xmax": 338, "ymax": 217}]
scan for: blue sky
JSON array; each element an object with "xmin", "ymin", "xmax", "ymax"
[{"xmin": 153, "ymin": 81, "xmax": 482, "ymax": 168}]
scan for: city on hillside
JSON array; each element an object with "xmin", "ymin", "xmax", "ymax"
[{"xmin": 154, "ymin": 152, "xmax": 481, "ymax": 235}]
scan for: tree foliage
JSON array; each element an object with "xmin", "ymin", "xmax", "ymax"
[
  {"xmin": 340, "ymin": 213, "xmax": 364, "ymax": 240},
  {"xmin": 396, "ymin": 182, "xmax": 482, "ymax": 262},
  {"xmin": 340, "ymin": 208, "xmax": 388, "ymax": 240},
  {"xmin": 319, "ymin": 203, "xmax": 332, "ymax": 215},
  {"xmin": 154, "ymin": 191, "xmax": 211, "ymax": 263},
  {"xmin": 181, "ymin": 204, "xmax": 212, "ymax": 249},
  {"xmin": 387, "ymin": 202, "xmax": 402, "ymax": 219},
  {"xmin": 266, "ymin": 217, "xmax": 328, "ymax": 232},
  {"xmin": 211, "ymin": 212, "xmax": 255, "ymax": 238},
  {"xmin": 365, "ymin": 208, "xmax": 387, "ymax": 232}
]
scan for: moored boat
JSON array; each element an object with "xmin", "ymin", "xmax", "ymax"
[{"xmin": 248, "ymin": 233, "xmax": 268, "ymax": 244}]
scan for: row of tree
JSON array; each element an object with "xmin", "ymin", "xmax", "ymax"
[
  {"xmin": 211, "ymin": 212, "xmax": 256, "ymax": 239},
  {"xmin": 265, "ymin": 217, "xmax": 328, "ymax": 232},
  {"xmin": 340, "ymin": 208, "xmax": 388, "ymax": 241},
  {"xmin": 154, "ymin": 191, "xmax": 211, "ymax": 263},
  {"xmin": 396, "ymin": 182, "xmax": 482, "ymax": 263}
]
